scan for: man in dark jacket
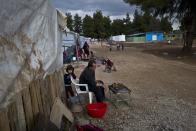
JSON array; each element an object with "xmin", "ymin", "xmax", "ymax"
[{"xmin": 79, "ymin": 60, "xmax": 105, "ymax": 102}]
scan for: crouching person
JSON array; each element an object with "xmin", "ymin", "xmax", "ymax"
[
  {"xmin": 79, "ymin": 60, "xmax": 105, "ymax": 102},
  {"xmin": 104, "ymin": 58, "xmax": 117, "ymax": 72}
]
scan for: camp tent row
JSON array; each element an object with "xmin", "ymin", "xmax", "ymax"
[
  {"xmin": 62, "ymin": 31, "xmax": 92, "ymax": 51},
  {"xmin": 62, "ymin": 30, "xmax": 93, "ymax": 63}
]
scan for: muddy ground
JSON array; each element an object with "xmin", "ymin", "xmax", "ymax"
[{"xmin": 73, "ymin": 43, "xmax": 196, "ymax": 131}]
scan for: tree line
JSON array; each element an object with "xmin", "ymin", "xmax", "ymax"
[
  {"xmin": 66, "ymin": 10, "xmax": 172, "ymax": 40},
  {"xmin": 124, "ymin": 0, "xmax": 196, "ymax": 52}
]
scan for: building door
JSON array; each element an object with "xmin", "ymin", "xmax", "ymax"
[{"xmin": 152, "ymin": 35, "xmax": 157, "ymax": 41}]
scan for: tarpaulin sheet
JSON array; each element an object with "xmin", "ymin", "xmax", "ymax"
[{"xmin": 0, "ymin": 0, "xmax": 65, "ymax": 106}]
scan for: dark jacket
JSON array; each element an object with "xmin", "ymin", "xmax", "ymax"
[
  {"xmin": 64, "ymin": 73, "xmax": 76, "ymax": 85},
  {"xmin": 106, "ymin": 59, "xmax": 113, "ymax": 67},
  {"xmin": 83, "ymin": 42, "xmax": 89, "ymax": 50},
  {"xmin": 79, "ymin": 67, "xmax": 96, "ymax": 92}
]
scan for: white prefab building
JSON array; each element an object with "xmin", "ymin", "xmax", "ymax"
[{"xmin": 110, "ymin": 35, "xmax": 126, "ymax": 42}]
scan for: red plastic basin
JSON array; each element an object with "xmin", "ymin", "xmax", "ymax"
[{"xmin": 86, "ymin": 102, "xmax": 107, "ymax": 118}]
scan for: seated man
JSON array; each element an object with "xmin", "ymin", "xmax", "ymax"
[{"xmin": 79, "ymin": 60, "xmax": 105, "ymax": 102}]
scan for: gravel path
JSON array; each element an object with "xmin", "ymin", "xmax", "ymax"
[{"xmin": 74, "ymin": 44, "xmax": 196, "ymax": 131}]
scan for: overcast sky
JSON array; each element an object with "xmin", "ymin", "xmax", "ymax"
[
  {"xmin": 52, "ymin": 0, "xmax": 136, "ymax": 20},
  {"xmin": 52, "ymin": 0, "xmax": 179, "ymax": 29}
]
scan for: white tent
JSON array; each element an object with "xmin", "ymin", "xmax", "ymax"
[
  {"xmin": 79, "ymin": 36, "xmax": 86, "ymax": 48},
  {"xmin": 62, "ymin": 31, "xmax": 77, "ymax": 50},
  {"xmin": 62, "ymin": 32, "xmax": 90, "ymax": 49},
  {"xmin": 0, "ymin": 0, "xmax": 66, "ymax": 106}
]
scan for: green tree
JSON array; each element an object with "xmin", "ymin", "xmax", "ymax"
[
  {"xmin": 124, "ymin": 10, "xmax": 172, "ymax": 34},
  {"xmin": 142, "ymin": 11, "xmax": 154, "ymax": 32},
  {"xmin": 160, "ymin": 17, "xmax": 172, "ymax": 33},
  {"xmin": 132, "ymin": 11, "xmax": 163, "ymax": 32},
  {"xmin": 66, "ymin": 13, "xmax": 73, "ymax": 31},
  {"xmin": 123, "ymin": 13, "xmax": 133, "ymax": 35},
  {"xmin": 82, "ymin": 15, "xmax": 94, "ymax": 37},
  {"xmin": 82, "ymin": 12, "xmax": 111, "ymax": 39},
  {"xmin": 93, "ymin": 11, "xmax": 104, "ymax": 40},
  {"xmin": 124, "ymin": 0, "xmax": 196, "ymax": 52},
  {"xmin": 111, "ymin": 19, "xmax": 125, "ymax": 35},
  {"xmin": 102, "ymin": 16, "xmax": 111, "ymax": 39},
  {"xmin": 126, "ymin": 13, "xmax": 131, "ymax": 23},
  {"xmin": 147, "ymin": 15, "xmax": 161, "ymax": 32},
  {"xmin": 73, "ymin": 14, "xmax": 82, "ymax": 34},
  {"xmin": 131, "ymin": 10, "xmax": 144, "ymax": 33}
]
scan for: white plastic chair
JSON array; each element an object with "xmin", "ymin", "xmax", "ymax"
[{"xmin": 70, "ymin": 76, "xmax": 92, "ymax": 103}]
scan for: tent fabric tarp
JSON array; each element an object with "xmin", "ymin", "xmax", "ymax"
[
  {"xmin": 0, "ymin": 0, "xmax": 65, "ymax": 106},
  {"xmin": 62, "ymin": 32, "xmax": 77, "ymax": 48}
]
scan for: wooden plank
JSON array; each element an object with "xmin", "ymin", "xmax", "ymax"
[
  {"xmin": 53, "ymin": 72, "xmax": 59, "ymax": 97},
  {"xmin": 50, "ymin": 70, "xmax": 65, "ymax": 106},
  {"xmin": 29, "ymin": 81, "xmax": 39, "ymax": 118},
  {"xmin": 40, "ymin": 78, "xmax": 51, "ymax": 117},
  {"xmin": 8, "ymin": 102, "xmax": 20, "ymax": 131},
  {"xmin": 45, "ymin": 75, "xmax": 53, "ymax": 112},
  {"xmin": 22, "ymin": 87, "xmax": 33, "ymax": 131},
  {"xmin": 52, "ymin": 73, "xmax": 59, "ymax": 97},
  {"xmin": 34, "ymin": 79, "xmax": 43, "ymax": 114},
  {"xmin": 44, "ymin": 75, "xmax": 54, "ymax": 111},
  {"xmin": 59, "ymin": 70, "xmax": 64, "ymax": 94},
  {"xmin": 16, "ymin": 93, "xmax": 26, "ymax": 131},
  {"xmin": 49, "ymin": 75, "xmax": 57, "ymax": 103},
  {"xmin": 57, "ymin": 70, "xmax": 67, "ymax": 105},
  {"xmin": 55, "ymin": 70, "xmax": 64, "ymax": 97},
  {"xmin": 59, "ymin": 70, "xmax": 65, "ymax": 93},
  {"xmin": 0, "ymin": 109, "xmax": 10, "ymax": 131}
]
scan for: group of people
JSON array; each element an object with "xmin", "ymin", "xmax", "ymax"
[
  {"xmin": 117, "ymin": 43, "xmax": 124, "ymax": 51},
  {"xmin": 64, "ymin": 44, "xmax": 118, "ymax": 103},
  {"xmin": 64, "ymin": 59, "xmax": 106, "ymax": 103},
  {"xmin": 76, "ymin": 41, "xmax": 90, "ymax": 60},
  {"xmin": 108, "ymin": 40, "xmax": 124, "ymax": 51}
]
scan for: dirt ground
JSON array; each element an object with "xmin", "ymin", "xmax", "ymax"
[{"xmin": 73, "ymin": 43, "xmax": 196, "ymax": 131}]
